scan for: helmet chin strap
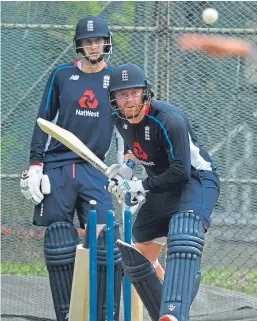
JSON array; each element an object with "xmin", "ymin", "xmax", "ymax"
[
  {"xmin": 126, "ymin": 111, "xmax": 141, "ymax": 119},
  {"xmin": 85, "ymin": 54, "xmax": 104, "ymax": 65},
  {"xmin": 124, "ymin": 104, "xmax": 145, "ymax": 120},
  {"xmin": 77, "ymin": 47, "xmax": 104, "ymax": 67}
]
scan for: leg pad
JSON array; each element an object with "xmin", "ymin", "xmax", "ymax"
[
  {"xmin": 44, "ymin": 222, "xmax": 80, "ymax": 321},
  {"xmin": 117, "ymin": 240, "xmax": 163, "ymax": 321},
  {"xmin": 160, "ymin": 212, "xmax": 205, "ymax": 321}
]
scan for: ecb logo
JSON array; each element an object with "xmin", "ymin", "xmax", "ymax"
[
  {"xmin": 87, "ymin": 20, "xmax": 93, "ymax": 31},
  {"xmin": 121, "ymin": 70, "xmax": 128, "ymax": 82}
]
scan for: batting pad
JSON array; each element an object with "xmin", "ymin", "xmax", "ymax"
[
  {"xmin": 44, "ymin": 222, "xmax": 80, "ymax": 321},
  {"xmin": 116, "ymin": 240, "xmax": 163, "ymax": 321},
  {"xmin": 160, "ymin": 212, "xmax": 205, "ymax": 321},
  {"xmin": 97, "ymin": 223, "xmax": 123, "ymax": 321}
]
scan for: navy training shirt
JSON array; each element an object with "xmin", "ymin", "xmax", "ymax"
[
  {"xmin": 30, "ymin": 61, "xmax": 115, "ymax": 170},
  {"xmin": 113, "ymin": 100, "xmax": 216, "ymax": 192}
]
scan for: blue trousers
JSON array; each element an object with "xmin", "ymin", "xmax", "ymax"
[
  {"xmin": 133, "ymin": 170, "xmax": 220, "ymax": 242},
  {"xmin": 33, "ymin": 162, "xmax": 113, "ymax": 228}
]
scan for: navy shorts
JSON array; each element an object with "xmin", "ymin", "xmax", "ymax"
[
  {"xmin": 133, "ymin": 170, "xmax": 220, "ymax": 243},
  {"xmin": 33, "ymin": 162, "xmax": 113, "ymax": 228}
]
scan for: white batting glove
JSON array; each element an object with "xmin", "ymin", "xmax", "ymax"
[
  {"xmin": 107, "ymin": 177, "xmax": 146, "ymax": 207},
  {"xmin": 106, "ymin": 159, "xmax": 136, "ymax": 180},
  {"xmin": 118, "ymin": 179, "xmax": 147, "ymax": 198},
  {"xmin": 41, "ymin": 174, "xmax": 51, "ymax": 195},
  {"xmin": 20, "ymin": 164, "xmax": 51, "ymax": 205},
  {"xmin": 106, "ymin": 174, "xmax": 124, "ymax": 204}
]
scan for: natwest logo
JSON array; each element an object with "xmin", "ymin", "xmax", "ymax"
[
  {"xmin": 78, "ymin": 89, "xmax": 98, "ymax": 109},
  {"xmin": 76, "ymin": 109, "xmax": 99, "ymax": 117},
  {"xmin": 133, "ymin": 142, "xmax": 148, "ymax": 160}
]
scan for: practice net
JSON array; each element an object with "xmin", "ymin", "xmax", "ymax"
[{"xmin": 1, "ymin": 1, "xmax": 257, "ymax": 320}]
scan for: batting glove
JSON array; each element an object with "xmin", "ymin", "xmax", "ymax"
[
  {"xmin": 112, "ymin": 178, "xmax": 145, "ymax": 207},
  {"xmin": 20, "ymin": 164, "xmax": 51, "ymax": 205},
  {"xmin": 106, "ymin": 159, "xmax": 136, "ymax": 180},
  {"xmin": 106, "ymin": 174, "xmax": 124, "ymax": 204}
]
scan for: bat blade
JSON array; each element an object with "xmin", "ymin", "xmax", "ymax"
[
  {"xmin": 37, "ymin": 118, "xmax": 145, "ymax": 206},
  {"xmin": 37, "ymin": 118, "xmax": 108, "ymax": 175},
  {"xmin": 131, "ymin": 286, "xmax": 144, "ymax": 321},
  {"xmin": 68, "ymin": 244, "xmax": 89, "ymax": 321}
]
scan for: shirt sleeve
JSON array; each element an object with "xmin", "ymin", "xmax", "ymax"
[
  {"xmin": 142, "ymin": 112, "xmax": 191, "ymax": 192},
  {"xmin": 29, "ymin": 69, "xmax": 60, "ymax": 164}
]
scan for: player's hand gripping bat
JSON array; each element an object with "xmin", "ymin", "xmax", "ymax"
[{"xmin": 37, "ymin": 118, "xmax": 145, "ymax": 205}]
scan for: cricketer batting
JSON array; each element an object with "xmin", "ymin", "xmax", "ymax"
[{"xmin": 106, "ymin": 63, "xmax": 220, "ymax": 321}]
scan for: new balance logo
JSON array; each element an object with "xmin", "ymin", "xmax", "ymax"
[
  {"xmin": 122, "ymin": 70, "xmax": 128, "ymax": 81},
  {"xmin": 76, "ymin": 109, "xmax": 99, "ymax": 117},
  {"xmin": 69, "ymin": 75, "xmax": 80, "ymax": 80},
  {"xmin": 87, "ymin": 20, "xmax": 94, "ymax": 31}
]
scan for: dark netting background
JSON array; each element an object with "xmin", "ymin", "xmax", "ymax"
[{"xmin": 1, "ymin": 1, "xmax": 257, "ymax": 321}]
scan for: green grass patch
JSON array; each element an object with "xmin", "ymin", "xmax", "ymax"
[
  {"xmin": 1, "ymin": 262, "xmax": 257, "ymax": 297},
  {"xmin": 1, "ymin": 261, "xmax": 48, "ymax": 276},
  {"xmin": 202, "ymin": 267, "xmax": 257, "ymax": 296}
]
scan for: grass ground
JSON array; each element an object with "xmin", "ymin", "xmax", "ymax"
[{"xmin": 1, "ymin": 261, "xmax": 257, "ymax": 297}]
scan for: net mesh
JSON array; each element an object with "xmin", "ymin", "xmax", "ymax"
[{"xmin": 1, "ymin": 1, "xmax": 257, "ymax": 319}]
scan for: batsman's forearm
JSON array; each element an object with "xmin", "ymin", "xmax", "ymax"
[
  {"xmin": 29, "ymin": 65, "xmax": 62, "ymax": 165},
  {"xmin": 142, "ymin": 160, "xmax": 190, "ymax": 192},
  {"xmin": 29, "ymin": 123, "xmax": 48, "ymax": 164}
]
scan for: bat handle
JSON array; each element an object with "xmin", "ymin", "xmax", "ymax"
[
  {"xmin": 125, "ymin": 192, "xmax": 146, "ymax": 207},
  {"xmin": 136, "ymin": 193, "xmax": 146, "ymax": 205},
  {"xmin": 83, "ymin": 200, "xmax": 97, "ymax": 249},
  {"xmin": 89, "ymin": 199, "xmax": 97, "ymax": 210}
]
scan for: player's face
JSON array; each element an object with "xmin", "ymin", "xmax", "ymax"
[
  {"xmin": 80, "ymin": 37, "xmax": 105, "ymax": 61},
  {"xmin": 115, "ymin": 88, "xmax": 144, "ymax": 118}
]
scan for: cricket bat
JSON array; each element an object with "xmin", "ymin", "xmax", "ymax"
[
  {"xmin": 37, "ymin": 118, "xmax": 145, "ymax": 205},
  {"xmin": 37, "ymin": 118, "xmax": 144, "ymax": 320},
  {"xmin": 68, "ymin": 243, "xmax": 90, "ymax": 321},
  {"xmin": 37, "ymin": 118, "xmax": 108, "ymax": 176}
]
